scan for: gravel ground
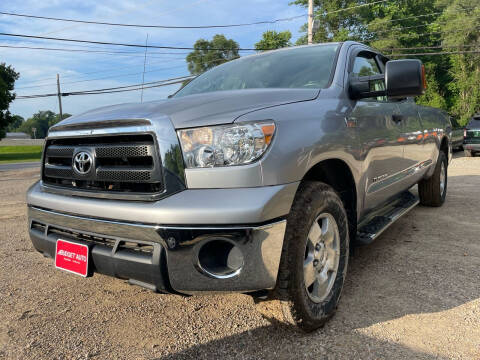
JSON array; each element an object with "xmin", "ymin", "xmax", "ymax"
[{"xmin": 0, "ymin": 154, "xmax": 479, "ymax": 360}]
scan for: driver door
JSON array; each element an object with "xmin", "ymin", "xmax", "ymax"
[{"xmin": 348, "ymin": 51, "xmax": 409, "ymax": 214}]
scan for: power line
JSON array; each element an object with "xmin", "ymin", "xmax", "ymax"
[
  {"xmin": 381, "ymin": 44, "xmax": 480, "ymax": 51},
  {"xmin": 14, "ymin": 52, "xmax": 232, "ymax": 90},
  {"xmin": 73, "ymin": 80, "xmax": 191, "ymax": 95},
  {"xmin": 2, "ymin": 19, "xmax": 475, "ymax": 53},
  {"xmin": 318, "ymin": 0, "xmax": 391, "ymax": 15},
  {"xmin": 15, "ymin": 75, "xmax": 195, "ymax": 99},
  {"xmin": 389, "ymin": 50, "xmax": 480, "ymax": 56},
  {"xmin": 17, "ymin": 40, "xmax": 479, "ymax": 90},
  {"xmin": 365, "ymin": 6, "xmax": 471, "ymax": 25},
  {"xmin": 374, "ymin": 12, "xmax": 442, "ymax": 24},
  {"xmin": 371, "ymin": 21, "xmax": 441, "ymax": 35},
  {"xmin": 0, "ymin": 44, "xmax": 194, "ymax": 56},
  {"xmin": 15, "ymin": 64, "xmax": 188, "ymax": 90},
  {"xmin": 72, "ymin": 76, "xmax": 193, "ymax": 94},
  {"xmin": 0, "ymin": 44, "xmax": 187, "ymax": 57},
  {"xmin": 0, "ymin": 10, "xmax": 307, "ymax": 29},
  {"xmin": 0, "ymin": 32, "xmax": 261, "ymax": 51},
  {"xmin": 39, "ymin": 0, "xmax": 214, "ymax": 36},
  {"xmin": 372, "ymin": 26, "xmax": 480, "ymax": 40},
  {"xmin": 0, "ymin": 0, "xmax": 392, "ymax": 30}
]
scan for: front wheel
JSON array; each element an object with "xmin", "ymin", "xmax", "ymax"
[
  {"xmin": 256, "ymin": 182, "xmax": 349, "ymax": 332},
  {"xmin": 419, "ymin": 151, "xmax": 447, "ymax": 207}
]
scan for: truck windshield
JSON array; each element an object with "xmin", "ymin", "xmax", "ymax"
[
  {"xmin": 175, "ymin": 44, "xmax": 339, "ymax": 97},
  {"xmin": 467, "ymin": 117, "xmax": 480, "ymax": 128}
]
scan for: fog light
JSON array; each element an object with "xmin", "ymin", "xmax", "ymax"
[{"xmin": 197, "ymin": 239, "xmax": 244, "ymax": 279}]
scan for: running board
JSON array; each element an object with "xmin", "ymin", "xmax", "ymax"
[{"xmin": 356, "ymin": 191, "xmax": 419, "ymax": 245}]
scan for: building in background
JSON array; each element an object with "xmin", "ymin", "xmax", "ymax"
[{"xmin": 5, "ymin": 132, "xmax": 31, "ymax": 139}]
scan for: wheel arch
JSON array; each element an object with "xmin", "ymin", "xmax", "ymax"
[{"xmin": 301, "ymin": 158, "xmax": 357, "ymax": 240}]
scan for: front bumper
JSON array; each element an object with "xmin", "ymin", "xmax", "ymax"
[{"xmin": 27, "ymin": 182, "xmax": 295, "ymax": 294}]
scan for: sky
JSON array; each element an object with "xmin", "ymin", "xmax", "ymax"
[{"xmin": 0, "ymin": 0, "xmax": 308, "ymax": 120}]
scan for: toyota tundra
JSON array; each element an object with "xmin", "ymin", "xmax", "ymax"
[{"xmin": 27, "ymin": 41, "xmax": 452, "ymax": 331}]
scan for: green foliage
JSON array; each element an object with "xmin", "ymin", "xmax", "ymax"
[
  {"xmin": 0, "ymin": 63, "xmax": 20, "ymax": 139},
  {"xmin": 292, "ymin": 0, "xmax": 381, "ymax": 44},
  {"xmin": 290, "ymin": 0, "xmax": 480, "ymax": 124},
  {"xmin": 6, "ymin": 115, "xmax": 24, "ymax": 132},
  {"xmin": 0, "ymin": 145, "xmax": 43, "ymax": 163},
  {"xmin": 438, "ymin": 0, "xmax": 480, "ymax": 126},
  {"xmin": 416, "ymin": 63, "xmax": 447, "ymax": 110},
  {"xmin": 186, "ymin": 34, "xmax": 240, "ymax": 75},
  {"xmin": 163, "ymin": 144, "xmax": 185, "ymax": 179},
  {"xmin": 255, "ymin": 30, "xmax": 292, "ymax": 51},
  {"xmin": 18, "ymin": 111, "xmax": 71, "ymax": 139}
]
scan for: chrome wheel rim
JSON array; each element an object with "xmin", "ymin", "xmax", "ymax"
[
  {"xmin": 303, "ymin": 213, "xmax": 340, "ymax": 303},
  {"xmin": 440, "ymin": 162, "xmax": 446, "ymax": 195}
]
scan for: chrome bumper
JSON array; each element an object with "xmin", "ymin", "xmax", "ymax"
[{"xmin": 27, "ymin": 206, "xmax": 287, "ymax": 294}]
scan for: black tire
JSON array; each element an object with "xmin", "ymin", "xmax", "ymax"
[
  {"xmin": 418, "ymin": 151, "xmax": 447, "ymax": 207},
  {"xmin": 256, "ymin": 181, "xmax": 349, "ymax": 332},
  {"xmin": 465, "ymin": 150, "xmax": 472, "ymax": 157}
]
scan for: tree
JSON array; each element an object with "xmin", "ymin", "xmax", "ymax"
[
  {"xmin": 6, "ymin": 115, "xmax": 24, "ymax": 132},
  {"xmin": 437, "ymin": 0, "xmax": 480, "ymax": 126},
  {"xmin": 290, "ymin": 0, "xmax": 480, "ymax": 124},
  {"xmin": 18, "ymin": 111, "xmax": 71, "ymax": 139},
  {"xmin": 255, "ymin": 30, "xmax": 292, "ymax": 51},
  {"xmin": 291, "ymin": 0, "xmax": 379, "ymax": 44},
  {"xmin": 186, "ymin": 34, "xmax": 239, "ymax": 75},
  {"xmin": 0, "ymin": 63, "xmax": 20, "ymax": 139}
]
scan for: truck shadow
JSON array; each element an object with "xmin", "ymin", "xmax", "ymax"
[
  {"xmin": 157, "ymin": 324, "xmax": 448, "ymax": 359},
  {"xmin": 157, "ymin": 174, "xmax": 479, "ymax": 359}
]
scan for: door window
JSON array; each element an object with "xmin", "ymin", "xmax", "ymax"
[
  {"xmin": 353, "ymin": 57, "xmax": 380, "ymax": 76},
  {"xmin": 352, "ymin": 54, "xmax": 386, "ymax": 102}
]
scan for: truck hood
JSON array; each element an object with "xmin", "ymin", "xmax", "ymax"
[{"xmin": 51, "ymin": 88, "xmax": 319, "ymax": 130}]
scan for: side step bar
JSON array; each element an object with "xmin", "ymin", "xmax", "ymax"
[{"xmin": 356, "ymin": 191, "xmax": 419, "ymax": 245}]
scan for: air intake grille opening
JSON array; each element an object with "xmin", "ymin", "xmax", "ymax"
[
  {"xmin": 46, "ymin": 226, "xmax": 154, "ymax": 254},
  {"xmin": 31, "ymin": 221, "xmax": 46, "ymax": 233}
]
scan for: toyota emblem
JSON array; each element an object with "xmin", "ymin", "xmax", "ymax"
[{"xmin": 73, "ymin": 151, "xmax": 93, "ymax": 175}]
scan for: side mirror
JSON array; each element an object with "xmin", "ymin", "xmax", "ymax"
[
  {"xmin": 349, "ymin": 74, "xmax": 386, "ymax": 100},
  {"xmin": 385, "ymin": 59, "xmax": 426, "ymax": 98}
]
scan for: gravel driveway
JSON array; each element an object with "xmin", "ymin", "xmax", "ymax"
[{"xmin": 1, "ymin": 154, "xmax": 479, "ymax": 359}]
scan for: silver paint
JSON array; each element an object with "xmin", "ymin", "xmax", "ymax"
[{"xmin": 27, "ymin": 41, "xmax": 452, "ymax": 293}]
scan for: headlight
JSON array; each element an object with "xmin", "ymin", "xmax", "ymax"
[{"xmin": 177, "ymin": 121, "xmax": 275, "ymax": 168}]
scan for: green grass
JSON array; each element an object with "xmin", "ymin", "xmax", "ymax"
[{"xmin": 0, "ymin": 145, "xmax": 43, "ymax": 163}]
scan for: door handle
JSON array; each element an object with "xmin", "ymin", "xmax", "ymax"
[{"xmin": 392, "ymin": 114, "xmax": 404, "ymax": 123}]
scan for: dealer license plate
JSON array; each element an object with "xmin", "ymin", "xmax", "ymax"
[{"xmin": 55, "ymin": 239, "xmax": 89, "ymax": 277}]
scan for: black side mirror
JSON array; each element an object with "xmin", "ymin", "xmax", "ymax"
[
  {"xmin": 385, "ymin": 59, "xmax": 426, "ymax": 98},
  {"xmin": 349, "ymin": 74, "xmax": 386, "ymax": 100},
  {"xmin": 349, "ymin": 58, "xmax": 427, "ymax": 100}
]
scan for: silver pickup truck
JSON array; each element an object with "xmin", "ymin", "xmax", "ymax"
[{"xmin": 27, "ymin": 41, "xmax": 452, "ymax": 331}]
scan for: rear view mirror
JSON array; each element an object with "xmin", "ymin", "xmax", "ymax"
[{"xmin": 385, "ymin": 59, "xmax": 426, "ymax": 98}]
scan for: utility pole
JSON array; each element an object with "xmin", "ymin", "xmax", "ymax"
[
  {"xmin": 56, "ymin": 73, "xmax": 63, "ymax": 120},
  {"xmin": 141, "ymin": 33, "xmax": 149, "ymax": 103},
  {"xmin": 308, "ymin": 0, "xmax": 314, "ymax": 45}
]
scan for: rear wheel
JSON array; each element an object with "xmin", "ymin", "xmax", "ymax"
[
  {"xmin": 418, "ymin": 151, "xmax": 447, "ymax": 207},
  {"xmin": 255, "ymin": 181, "xmax": 349, "ymax": 332}
]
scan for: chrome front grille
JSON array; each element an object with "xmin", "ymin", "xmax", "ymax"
[{"xmin": 42, "ymin": 134, "xmax": 163, "ymax": 196}]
